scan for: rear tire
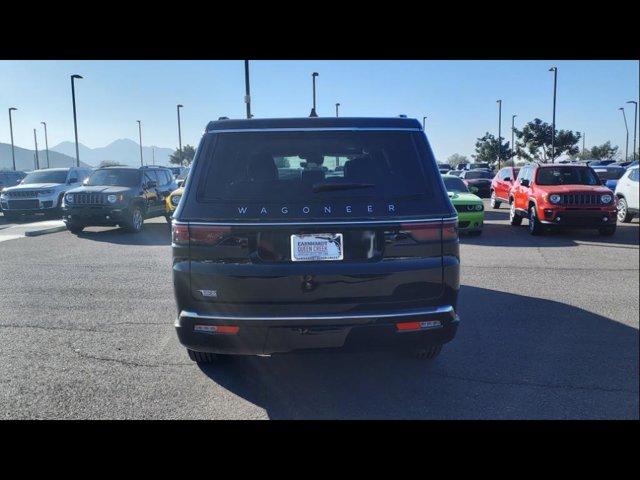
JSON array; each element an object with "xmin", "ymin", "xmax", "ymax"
[
  {"xmin": 66, "ymin": 223, "xmax": 85, "ymax": 234},
  {"xmin": 528, "ymin": 204, "xmax": 544, "ymax": 236},
  {"xmin": 187, "ymin": 349, "xmax": 218, "ymax": 364},
  {"xmin": 598, "ymin": 225, "xmax": 616, "ymax": 236},
  {"xmin": 509, "ymin": 200, "xmax": 522, "ymax": 226},
  {"xmin": 415, "ymin": 345, "xmax": 442, "ymax": 360},
  {"xmin": 617, "ymin": 197, "xmax": 633, "ymax": 223},
  {"xmin": 123, "ymin": 205, "xmax": 144, "ymax": 233},
  {"xmin": 490, "ymin": 190, "xmax": 501, "ymax": 209}
]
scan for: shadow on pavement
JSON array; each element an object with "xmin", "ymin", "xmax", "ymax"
[
  {"xmin": 198, "ymin": 286, "xmax": 638, "ymax": 419},
  {"xmin": 76, "ymin": 222, "xmax": 171, "ymax": 246}
]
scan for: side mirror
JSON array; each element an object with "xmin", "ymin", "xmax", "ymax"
[{"xmin": 520, "ymin": 179, "xmax": 530, "ymax": 187}]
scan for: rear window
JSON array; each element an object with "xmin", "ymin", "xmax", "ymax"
[
  {"xmin": 442, "ymin": 176, "xmax": 469, "ymax": 193},
  {"xmin": 465, "ymin": 171, "xmax": 492, "ymax": 179},
  {"xmin": 198, "ymin": 130, "xmax": 429, "ymax": 203}
]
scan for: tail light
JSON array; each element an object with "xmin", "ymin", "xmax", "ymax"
[
  {"xmin": 399, "ymin": 219, "xmax": 458, "ymax": 242},
  {"xmin": 171, "ymin": 222, "xmax": 231, "ymax": 246}
]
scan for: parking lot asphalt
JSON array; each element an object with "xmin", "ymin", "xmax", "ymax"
[{"xmin": 0, "ymin": 201, "xmax": 638, "ymax": 419}]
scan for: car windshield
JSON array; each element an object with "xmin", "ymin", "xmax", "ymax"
[
  {"xmin": 536, "ymin": 167, "xmax": 600, "ymax": 186},
  {"xmin": 86, "ymin": 169, "xmax": 140, "ymax": 187},
  {"xmin": 198, "ymin": 130, "xmax": 429, "ymax": 203},
  {"xmin": 465, "ymin": 171, "xmax": 492, "ymax": 179},
  {"xmin": 22, "ymin": 170, "xmax": 68, "ymax": 184},
  {"xmin": 443, "ymin": 176, "xmax": 469, "ymax": 193}
]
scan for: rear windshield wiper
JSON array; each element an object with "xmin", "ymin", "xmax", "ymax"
[{"xmin": 312, "ymin": 182, "xmax": 374, "ymax": 193}]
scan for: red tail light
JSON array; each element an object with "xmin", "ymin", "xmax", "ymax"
[
  {"xmin": 442, "ymin": 218, "xmax": 458, "ymax": 241},
  {"xmin": 171, "ymin": 223, "xmax": 231, "ymax": 246},
  {"xmin": 399, "ymin": 222, "xmax": 441, "ymax": 242}
]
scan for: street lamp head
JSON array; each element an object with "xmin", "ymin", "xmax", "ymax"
[
  {"xmin": 549, "ymin": 67, "xmax": 557, "ymax": 72},
  {"xmin": 9, "ymin": 107, "xmax": 17, "ymax": 112},
  {"xmin": 513, "ymin": 114, "xmax": 517, "ymax": 118},
  {"xmin": 336, "ymin": 103, "xmax": 340, "ymax": 107},
  {"xmin": 41, "ymin": 121, "xmax": 46, "ymax": 126},
  {"xmin": 619, "ymin": 107, "xmax": 624, "ymax": 111},
  {"xmin": 312, "ymin": 72, "xmax": 319, "ymax": 78},
  {"xmin": 177, "ymin": 104, "xmax": 183, "ymax": 108},
  {"xmin": 627, "ymin": 101, "xmax": 637, "ymax": 105},
  {"xmin": 71, "ymin": 74, "xmax": 83, "ymax": 79}
]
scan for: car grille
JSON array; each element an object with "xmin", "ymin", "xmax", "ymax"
[
  {"xmin": 8, "ymin": 199, "xmax": 39, "ymax": 209},
  {"xmin": 74, "ymin": 193, "xmax": 106, "ymax": 205},
  {"xmin": 558, "ymin": 193, "xmax": 603, "ymax": 206},
  {"xmin": 7, "ymin": 190, "xmax": 38, "ymax": 198}
]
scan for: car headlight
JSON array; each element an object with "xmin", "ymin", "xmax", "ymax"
[
  {"xmin": 107, "ymin": 194, "xmax": 117, "ymax": 204},
  {"xmin": 600, "ymin": 194, "xmax": 612, "ymax": 204},
  {"xmin": 475, "ymin": 204, "xmax": 483, "ymax": 211},
  {"xmin": 171, "ymin": 195, "xmax": 181, "ymax": 206},
  {"xmin": 549, "ymin": 194, "xmax": 561, "ymax": 204},
  {"xmin": 39, "ymin": 189, "xmax": 54, "ymax": 196},
  {"xmin": 65, "ymin": 193, "xmax": 74, "ymax": 203}
]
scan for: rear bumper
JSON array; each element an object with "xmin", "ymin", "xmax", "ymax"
[{"xmin": 176, "ymin": 305, "xmax": 459, "ymax": 355}]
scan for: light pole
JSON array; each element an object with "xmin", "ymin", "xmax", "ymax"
[
  {"xmin": 33, "ymin": 129, "xmax": 40, "ymax": 170},
  {"xmin": 176, "ymin": 104, "xmax": 183, "ymax": 164},
  {"xmin": 244, "ymin": 60, "xmax": 252, "ymax": 119},
  {"xmin": 309, "ymin": 72, "xmax": 319, "ymax": 117},
  {"xmin": 71, "ymin": 74, "xmax": 83, "ymax": 167},
  {"xmin": 619, "ymin": 107, "xmax": 629, "ymax": 162},
  {"xmin": 152, "ymin": 147, "xmax": 155, "ymax": 166},
  {"xmin": 496, "ymin": 100, "xmax": 502, "ymax": 169},
  {"xmin": 8, "ymin": 107, "xmax": 17, "ymax": 171},
  {"xmin": 41, "ymin": 121, "xmax": 50, "ymax": 168},
  {"xmin": 511, "ymin": 114, "xmax": 517, "ymax": 162},
  {"xmin": 549, "ymin": 67, "xmax": 558, "ymax": 162},
  {"xmin": 335, "ymin": 103, "xmax": 340, "ymax": 118},
  {"xmin": 137, "ymin": 120, "xmax": 143, "ymax": 166},
  {"xmin": 627, "ymin": 100, "xmax": 638, "ymax": 160},
  {"xmin": 423, "ymin": 116, "xmax": 427, "ymax": 130},
  {"xmin": 582, "ymin": 132, "xmax": 586, "ymax": 155}
]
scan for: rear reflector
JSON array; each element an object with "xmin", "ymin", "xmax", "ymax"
[
  {"xmin": 194, "ymin": 325, "xmax": 239, "ymax": 335},
  {"xmin": 396, "ymin": 320, "xmax": 442, "ymax": 332}
]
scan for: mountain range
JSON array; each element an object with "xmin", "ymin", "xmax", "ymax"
[
  {"xmin": 0, "ymin": 143, "xmax": 91, "ymax": 171},
  {"xmin": 51, "ymin": 139, "xmax": 174, "ymax": 168}
]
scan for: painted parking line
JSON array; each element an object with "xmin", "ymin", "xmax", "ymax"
[{"xmin": 0, "ymin": 220, "xmax": 66, "ymax": 243}]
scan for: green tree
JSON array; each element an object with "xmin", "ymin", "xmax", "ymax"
[
  {"xmin": 473, "ymin": 133, "xmax": 512, "ymax": 166},
  {"xmin": 446, "ymin": 153, "xmax": 469, "ymax": 168},
  {"xmin": 514, "ymin": 118, "xmax": 580, "ymax": 163},
  {"xmin": 169, "ymin": 145, "xmax": 196, "ymax": 166},
  {"xmin": 589, "ymin": 141, "xmax": 619, "ymax": 160}
]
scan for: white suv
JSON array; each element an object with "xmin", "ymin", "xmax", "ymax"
[
  {"xmin": 0, "ymin": 167, "xmax": 92, "ymax": 220},
  {"xmin": 614, "ymin": 166, "xmax": 639, "ymax": 223}
]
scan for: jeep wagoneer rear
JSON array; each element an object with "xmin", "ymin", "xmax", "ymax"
[{"xmin": 172, "ymin": 117, "xmax": 460, "ymax": 362}]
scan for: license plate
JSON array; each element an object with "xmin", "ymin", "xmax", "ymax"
[{"xmin": 291, "ymin": 233, "xmax": 343, "ymax": 262}]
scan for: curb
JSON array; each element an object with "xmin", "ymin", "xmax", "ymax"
[{"xmin": 25, "ymin": 225, "xmax": 67, "ymax": 237}]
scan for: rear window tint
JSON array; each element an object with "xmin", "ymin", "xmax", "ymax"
[{"xmin": 198, "ymin": 130, "xmax": 429, "ymax": 204}]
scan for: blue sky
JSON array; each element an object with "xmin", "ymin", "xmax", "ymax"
[{"xmin": 1, "ymin": 60, "xmax": 638, "ymax": 161}]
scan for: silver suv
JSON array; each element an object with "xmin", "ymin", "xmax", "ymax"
[{"xmin": 0, "ymin": 167, "xmax": 92, "ymax": 220}]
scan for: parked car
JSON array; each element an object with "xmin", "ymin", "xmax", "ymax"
[
  {"xmin": 448, "ymin": 170, "xmax": 463, "ymax": 177},
  {"xmin": 172, "ymin": 117, "xmax": 460, "ymax": 363},
  {"xmin": 437, "ymin": 162, "xmax": 451, "ymax": 172},
  {"xmin": 614, "ymin": 165, "xmax": 639, "ymax": 223},
  {"xmin": 589, "ymin": 159, "xmax": 617, "ymax": 167},
  {"xmin": 593, "ymin": 165, "xmax": 626, "ymax": 192},
  {"xmin": 169, "ymin": 166, "xmax": 188, "ymax": 179},
  {"xmin": 459, "ymin": 169, "xmax": 493, "ymax": 197},
  {"xmin": 508, "ymin": 163, "xmax": 617, "ymax": 236},
  {"xmin": 0, "ymin": 167, "xmax": 92, "ymax": 220},
  {"xmin": 62, "ymin": 166, "xmax": 177, "ymax": 234},
  {"xmin": 442, "ymin": 175, "xmax": 484, "ymax": 235},
  {"xmin": 490, "ymin": 166, "xmax": 520, "ymax": 209},
  {"xmin": 165, "ymin": 186, "xmax": 184, "ymax": 218}
]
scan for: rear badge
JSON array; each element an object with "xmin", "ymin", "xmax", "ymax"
[{"xmin": 197, "ymin": 289, "xmax": 218, "ymax": 298}]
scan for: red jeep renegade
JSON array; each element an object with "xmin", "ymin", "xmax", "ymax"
[
  {"xmin": 508, "ymin": 163, "xmax": 617, "ymax": 236},
  {"xmin": 490, "ymin": 166, "xmax": 520, "ymax": 209}
]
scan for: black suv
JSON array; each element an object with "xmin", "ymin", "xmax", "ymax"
[
  {"xmin": 63, "ymin": 166, "xmax": 177, "ymax": 234},
  {"xmin": 172, "ymin": 117, "xmax": 460, "ymax": 363}
]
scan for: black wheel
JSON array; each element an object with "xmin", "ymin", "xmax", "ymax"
[
  {"xmin": 509, "ymin": 200, "xmax": 522, "ymax": 226},
  {"xmin": 598, "ymin": 225, "xmax": 616, "ymax": 236},
  {"xmin": 490, "ymin": 190, "xmax": 501, "ymax": 209},
  {"xmin": 617, "ymin": 197, "xmax": 633, "ymax": 223},
  {"xmin": 187, "ymin": 349, "xmax": 218, "ymax": 363},
  {"xmin": 123, "ymin": 205, "xmax": 144, "ymax": 233},
  {"xmin": 415, "ymin": 345, "xmax": 442, "ymax": 360},
  {"xmin": 66, "ymin": 223, "xmax": 85, "ymax": 234},
  {"xmin": 528, "ymin": 205, "xmax": 544, "ymax": 236}
]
